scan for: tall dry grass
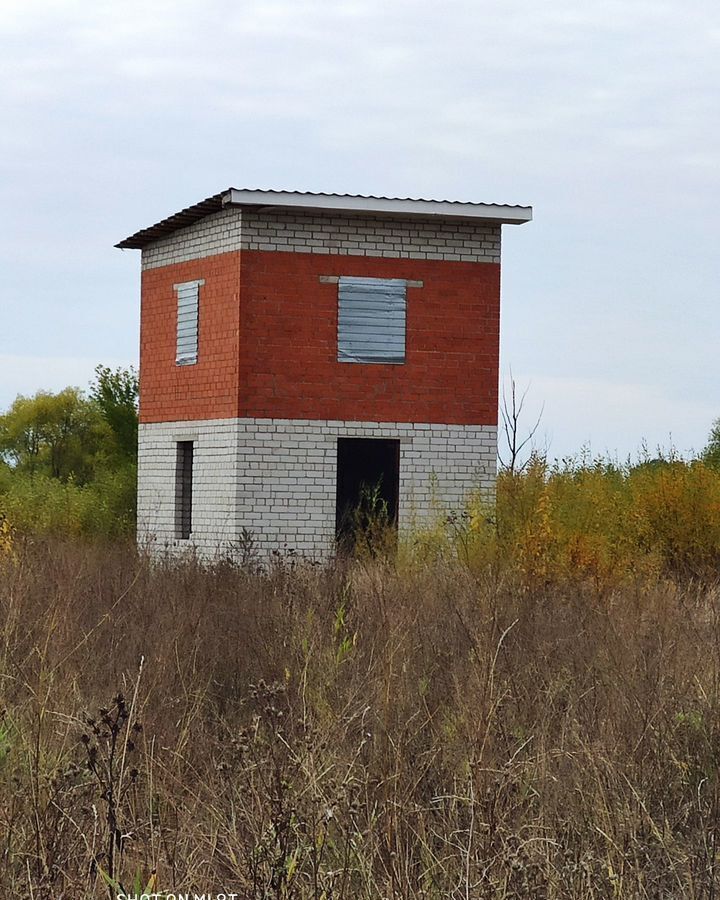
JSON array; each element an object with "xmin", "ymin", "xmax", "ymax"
[{"xmin": 2, "ymin": 531, "xmax": 720, "ymax": 898}]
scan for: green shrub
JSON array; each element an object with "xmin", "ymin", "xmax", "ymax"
[{"xmin": 0, "ymin": 469, "xmax": 135, "ymax": 538}]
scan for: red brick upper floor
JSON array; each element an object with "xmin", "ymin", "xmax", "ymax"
[
  {"xmin": 139, "ymin": 249, "xmax": 501, "ymax": 425},
  {"xmin": 121, "ymin": 190, "xmax": 532, "ymax": 426}
]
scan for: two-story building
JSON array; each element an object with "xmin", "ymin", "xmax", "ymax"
[{"xmin": 117, "ymin": 189, "xmax": 532, "ymax": 557}]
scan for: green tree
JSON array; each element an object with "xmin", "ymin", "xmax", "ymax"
[
  {"xmin": 702, "ymin": 419, "xmax": 720, "ymax": 469},
  {"xmin": 0, "ymin": 388, "xmax": 107, "ymax": 483},
  {"xmin": 89, "ymin": 365, "xmax": 139, "ymax": 465},
  {"xmin": 0, "ymin": 369, "xmax": 139, "ymax": 536}
]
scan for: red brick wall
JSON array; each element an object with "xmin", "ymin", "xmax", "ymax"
[
  {"xmin": 239, "ymin": 251, "xmax": 500, "ymax": 425},
  {"xmin": 139, "ymin": 251, "xmax": 241, "ymax": 423},
  {"xmin": 140, "ymin": 249, "xmax": 500, "ymax": 426}
]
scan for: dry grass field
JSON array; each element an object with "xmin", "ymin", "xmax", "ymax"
[{"xmin": 2, "ymin": 461, "xmax": 720, "ymax": 898}]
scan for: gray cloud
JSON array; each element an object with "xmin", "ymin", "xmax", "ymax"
[{"xmin": 1, "ymin": 0, "xmax": 718, "ymax": 457}]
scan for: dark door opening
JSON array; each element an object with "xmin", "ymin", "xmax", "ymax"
[{"xmin": 336, "ymin": 438, "xmax": 400, "ymax": 554}]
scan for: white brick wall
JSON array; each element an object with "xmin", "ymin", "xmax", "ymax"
[
  {"xmin": 141, "ymin": 208, "xmax": 501, "ymax": 271},
  {"xmin": 138, "ymin": 417, "xmax": 497, "ymax": 559},
  {"xmin": 141, "ymin": 208, "xmax": 242, "ymax": 271},
  {"xmin": 137, "ymin": 419, "xmax": 243, "ymax": 553},
  {"xmin": 240, "ymin": 209, "xmax": 500, "ymax": 264}
]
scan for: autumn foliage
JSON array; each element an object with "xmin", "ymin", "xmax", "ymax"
[
  {"xmin": 2, "ymin": 455, "xmax": 720, "ymax": 896},
  {"xmin": 3, "ymin": 391, "xmax": 720, "ymax": 895}
]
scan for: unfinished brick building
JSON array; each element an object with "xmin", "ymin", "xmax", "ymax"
[{"xmin": 116, "ymin": 189, "xmax": 532, "ymax": 557}]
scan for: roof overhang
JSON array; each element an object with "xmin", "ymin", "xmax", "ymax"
[
  {"xmin": 223, "ymin": 189, "xmax": 532, "ymax": 224},
  {"xmin": 116, "ymin": 188, "xmax": 532, "ymax": 250}
]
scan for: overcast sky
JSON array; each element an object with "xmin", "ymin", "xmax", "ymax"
[{"xmin": 1, "ymin": 0, "xmax": 718, "ymax": 461}]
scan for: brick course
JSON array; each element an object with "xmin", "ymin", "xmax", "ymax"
[
  {"xmin": 140, "ymin": 249, "xmax": 500, "ymax": 427},
  {"xmin": 141, "ymin": 208, "xmax": 242, "ymax": 271},
  {"xmin": 140, "ymin": 250, "xmax": 241, "ymax": 422},
  {"xmin": 138, "ymin": 417, "xmax": 497, "ymax": 558},
  {"xmin": 240, "ymin": 209, "xmax": 500, "ymax": 264},
  {"xmin": 141, "ymin": 207, "xmax": 501, "ymax": 271},
  {"xmin": 238, "ymin": 250, "xmax": 500, "ymax": 425}
]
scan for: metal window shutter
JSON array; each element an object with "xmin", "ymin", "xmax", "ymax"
[
  {"xmin": 338, "ymin": 277, "xmax": 407, "ymax": 364},
  {"xmin": 175, "ymin": 281, "xmax": 201, "ymax": 365}
]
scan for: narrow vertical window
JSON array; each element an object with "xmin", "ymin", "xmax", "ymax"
[
  {"xmin": 337, "ymin": 277, "xmax": 407, "ymax": 364},
  {"xmin": 175, "ymin": 441, "xmax": 194, "ymax": 539},
  {"xmin": 174, "ymin": 279, "xmax": 204, "ymax": 366}
]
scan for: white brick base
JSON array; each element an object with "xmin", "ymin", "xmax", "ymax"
[{"xmin": 138, "ymin": 417, "xmax": 497, "ymax": 559}]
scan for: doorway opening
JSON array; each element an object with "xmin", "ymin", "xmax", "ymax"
[{"xmin": 336, "ymin": 438, "xmax": 400, "ymax": 554}]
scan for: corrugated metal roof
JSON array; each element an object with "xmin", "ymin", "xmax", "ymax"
[
  {"xmin": 115, "ymin": 188, "xmax": 532, "ymax": 249},
  {"xmin": 115, "ymin": 191, "xmax": 226, "ymax": 250}
]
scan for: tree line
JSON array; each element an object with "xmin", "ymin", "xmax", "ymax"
[
  {"xmin": 0, "ymin": 366, "xmax": 138, "ymax": 536},
  {"xmin": 2, "ymin": 366, "xmax": 720, "ymax": 540}
]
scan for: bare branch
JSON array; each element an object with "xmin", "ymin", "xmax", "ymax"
[{"xmin": 498, "ymin": 369, "xmax": 544, "ymax": 475}]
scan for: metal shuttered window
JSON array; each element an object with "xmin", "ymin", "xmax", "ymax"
[
  {"xmin": 337, "ymin": 277, "xmax": 407, "ymax": 364},
  {"xmin": 174, "ymin": 279, "xmax": 204, "ymax": 366}
]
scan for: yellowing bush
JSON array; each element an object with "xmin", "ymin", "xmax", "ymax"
[
  {"xmin": 0, "ymin": 514, "xmax": 12, "ymax": 556},
  {"xmin": 629, "ymin": 461, "xmax": 720, "ymax": 574},
  {"xmin": 455, "ymin": 455, "xmax": 720, "ymax": 584}
]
